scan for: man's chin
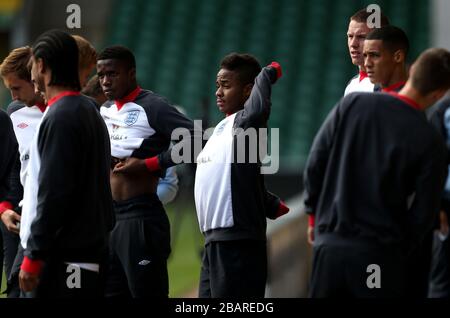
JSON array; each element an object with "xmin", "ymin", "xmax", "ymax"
[
  {"xmin": 104, "ymin": 93, "xmax": 115, "ymax": 100},
  {"xmin": 367, "ymin": 76, "xmax": 378, "ymax": 84},
  {"xmin": 351, "ymin": 59, "xmax": 362, "ymax": 67}
]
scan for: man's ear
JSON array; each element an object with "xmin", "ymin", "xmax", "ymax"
[
  {"xmin": 424, "ymin": 88, "xmax": 448, "ymax": 108},
  {"xmin": 129, "ymin": 67, "xmax": 136, "ymax": 81},
  {"xmin": 243, "ymin": 83, "xmax": 253, "ymax": 99},
  {"xmin": 431, "ymin": 89, "xmax": 447, "ymax": 102},
  {"xmin": 36, "ymin": 57, "xmax": 45, "ymax": 74},
  {"xmin": 394, "ymin": 50, "xmax": 405, "ymax": 64}
]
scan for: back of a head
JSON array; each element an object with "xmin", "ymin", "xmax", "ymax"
[
  {"xmin": 411, "ymin": 48, "xmax": 450, "ymax": 95},
  {"xmin": 32, "ymin": 29, "xmax": 81, "ymax": 90},
  {"xmin": 72, "ymin": 34, "xmax": 97, "ymax": 70},
  {"xmin": 350, "ymin": 8, "xmax": 390, "ymax": 27},
  {"xmin": 97, "ymin": 45, "xmax": 136, "ymax": 70},
  {"xmin": 366, "ymin": 25, "xmax": 410, "ymax": 57},
  {"xmin": 0, "ymin": 46, "xmax": 32, "ymax": 80},
  {"xmin": 220, "ymin": 53, "xmax": 261, "ymax": 85},
  {"xmin": 81, "ymin": 75, "xmax": 103, "ymax": 97}
]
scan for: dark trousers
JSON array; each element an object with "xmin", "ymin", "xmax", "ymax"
[
  {"xmin": 199, "ymin": 240, "xmax": 267, "ymax": 298},
  {"xmin": 105, "ymin": 194, "xmax": 171, "ymax": 298},
  {"xmin": 9, "ymin": 245, "xmax": 107, "ymax": 298},
  {"xmin": 6, "ymin": 243, "xmax": 23, "ymax": 298},
  {"xmin": 406, "ymin": 230, "xmax": 433, "ymax": 298},
  {"xmin": 0, "ymin": 221, "xmax": 20, "ymax": 294},
  {"xmin": 428, "ymin": 230, "xmax": 450, "ymax": 298},
  {"xmin": 309, "ymin": 237, "xmax": 406, "ymax": 298},
  {"xmin": 33, "ymin": 261, "xmax": 103, "ymax": 298}
]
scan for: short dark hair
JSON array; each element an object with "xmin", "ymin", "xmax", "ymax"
[
  {"xmin": 32, "ymin": 29, "xmax": 81, "ymax": 90},
  {"xmin": 97, "ymin": 45, "xmax": 136, "ymax": 70},
  {"xmin": 350, "ymin": 8, "xmax": 390, "ymax": 28},
  {"xmin": 411, "ymin": 48, "xmax": 450, "ymax": 95},
  {"xmin": 366, "ymin": 26, "xmax": 409, "ymax": 56},
  {"xmin": 220, "ymin": 53, "xmax": 261, "ymax": 86}
]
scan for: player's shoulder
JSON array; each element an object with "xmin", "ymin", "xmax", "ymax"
[
  {"xmin": 134, "ymin": 89, "xmax": 174, "ymax": 116},
  {"xmin": 344, "ymin": 74, "xmax": 359, "ymax": 90},
  {"xmin": 346, "ymin": 74, "xmax": 359, "ymax": 86},
  {"xmin": 100, "ymin": 99, "xmax": 114, "ymax": 110},
  {"xmin": 6, "ymin": 100, "xmax": 26, "ymax": 116},
  {"xmin": 0, "ymin": 107, "xmax": 8, "ymax": 120},
  {"xmin": 81, "ymin": 94, "xmax": 100, "ymax": 110},
  {"xmin": 46, "ymin": 94, "xmax": 93, "ymax": 123},
  {"xmin": 341, "ymin": 91, "xmax": 378, "ymax": 106},
  {"xmin": 0, "ymin": 108, "xmax": 13, "ymax": 131},
  {"xmin": 433, "ymin": 95, "xmax": 450, "ymax": 116},
  {"xmin": 136, "ymin": 89, "xmax": 171, "ymax": 108}
]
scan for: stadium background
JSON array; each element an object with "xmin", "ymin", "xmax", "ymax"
[{"xmin": 0, "ymin": 0, "xmax": 448, "ymax": 297}]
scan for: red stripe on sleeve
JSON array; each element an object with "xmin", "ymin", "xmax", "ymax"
[
  {"xmin": 21, "ymin": 256, "xmax": 43, "ymax": 275},
  {"xmin": 0, "ymin": 201, "xmax": 13, "ymax": 215}
]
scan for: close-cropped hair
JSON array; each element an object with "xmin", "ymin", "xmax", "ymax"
[
  {"xmin": 220, "ymin": 53, "xmax": 262, "ymax": 85},
  {"xmin": 97, "ymin": 45, "xmax": 136, "ymax": 70},
  {"xmin": 411, "ymin": 48, "xmax": 450, "ymax": 95}
]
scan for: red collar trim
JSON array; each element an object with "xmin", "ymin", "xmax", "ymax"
[
  {"xmin": 382, "ymin": 81, "xmax": 406, "ymax": 93},
  {"xmin": 115, "ymin": 86, "xmax": 141, "ymax": 110},
  {"xmin": 47, "ymin": 91, "xmax": 80, "ymax": 107},
  {"xmin": 388, "ymin": 92, "xmax": 422, "ymax": 111},
  {"xmin": 359, "ymin": 71, "xmax": 368, "ymax": 82},
  {"xmin": 35, "ymin": 102, "xmax": 47, "ymax": 113}
]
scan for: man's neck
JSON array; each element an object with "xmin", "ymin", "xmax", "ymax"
[
  {"xmin": 45, "ymin": 86, "xmax": 78, "ymax": 101},
  {"xmin": 382, "ymin": 66, "xmax": 408, "ymax": 88},
  {"xmin": 398, "ymin": 82, "xmax": 427, "ymax": 110},
  {"xmin": 117, "ymin": 84, "xmax": 139, "ymax": 100}
]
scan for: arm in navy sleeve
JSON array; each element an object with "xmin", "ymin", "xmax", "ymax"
[
  {"xmin": 407, "ymin": 133, "xmax": 447, "ymax": 246},
  {"xmin": 148, "ymin": 101, "xmax": 203, "ymax": 170},
  {"xmin": 24, "ymin": 113, "xmax": 82, "ymax": 260},
  {"xmin": 234, "ymin": 64, "xmax": 280, "ymax": 130},
  {"xmin": 303, "ymin": 100, "xmax": 342, "ymax": 215},
  {"xmin": 4, "ymin": 154, "xmax": 23, "ymax": 208},
  {"xmin": 0, "ymin": 110, "xmax": 18, "ymax": 212}
]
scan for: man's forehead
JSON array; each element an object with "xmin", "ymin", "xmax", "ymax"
[
  {"xmin": 348, "ymin": 21, "xmax": 371, "ymax": 34},
  {"xmin": 217, "ymin": 68, "xmax": 237, "ymax": 80},
  {"xmin": 4, "ymin": 73, "xmax": 22, "ymax": 84},
  {"xmin": 97, "ymin": 59, "xmax": 120, "ymax": 68},
  {"xmin": 364, "ymin": 39, "xmax": 383, "ymax": 51}
]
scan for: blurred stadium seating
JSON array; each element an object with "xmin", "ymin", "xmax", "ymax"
[{"xmin": 103, "ymin": 0, "xmax": 429, "ymax": 171}]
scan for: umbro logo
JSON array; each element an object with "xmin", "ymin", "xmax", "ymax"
[
  {"xmin": 138, "ymin": 260, "xmax": 151, "ymax": 266},
  {"xmin": 17, "ymin": 123, "xmax": 28, "ymax": 129}
]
